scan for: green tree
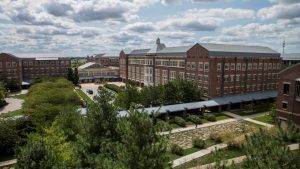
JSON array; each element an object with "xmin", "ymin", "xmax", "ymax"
[
  {"xmin": 242, "ymin": 128, "xmax": 300, "ymax": 169},
  {"xmin": 0, "ymin": 81, "xmax": 7, "ymax": 107},
  {"xmin": 116, "ymin": 84, "xmax": 141, "ymax": 109},
  {"xmin": 73, "ymin": 68, "xmax": 79, "ymax": 86},
  {"xmin": 116, "ymin": 108, "xmax": 170, "ymax": 169},
  {"xmin": 67, "ymin": 68, "xmax": 74, "ymax": 83},
  {"xmin": 16, "ymin": 122, "xmax": 80, "ymax": 169},
  {"xmin": 0, "ymin": 120, "xmax": 20, "ymax": 156}
]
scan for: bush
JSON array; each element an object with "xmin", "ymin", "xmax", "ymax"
[
  {"xmin": 209, "ymin": 132, "xmax": 223, "ymax": 143},
  {"xmin": 204, "ymin": 113, "xmax": 216, "ymax": 122},
  {"xmin": 156, "ymin": 120, "xmax": 171, "ymax": 132},
  {"xmin": 227, "ymin": 136, "xmax": 245, "ymax": 149},
  {"xmin": 174, "ymin": 116, "xmax": 186, "ymax": 127},
  {"xmin": 104, "ymin": 84, "xmax": 122, "ymax": 93},
  {"xmin": 192, "ymin": 138, "xmax": 206, "ymax": 149},
  {"xmin": 0, "ymin": 120, "xmax": 21, "ymax": 155},
  {"xmin": 188, "ymin": 115, "xmax": 202, "ymax": 125},
  {"xmin": 170, "ymin": 144, "xmax": 184, "ymax": 156}
]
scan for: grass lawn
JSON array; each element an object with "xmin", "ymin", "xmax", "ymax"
[
  {"xmin": 174, "ymin": 147, "xmax": 245, "ymax": 169},
  {"xmin": 240, "ymin": 120, "xmax": 264, "ymax": 128},
  {"xmin": 252, "ymin": 114, "xmax": 274, "ymax": 124},
  {"xmin": 75, "ymin": 89, "xmax": 94, "ymax": 105},
  {"xmin": 215, "ymin": 114, "xmax": 232, "ymax": 121},
  {"xmin": 0, "ymin": 109, "xmax": 23, "ymax": 118},
  {"xmin": 10, "ymin": 94, "xmax": 27, "ymax": 100}
]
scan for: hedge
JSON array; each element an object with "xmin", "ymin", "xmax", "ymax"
[{"xmin": 104, "ymin": 84, "xmax": 122, "ymax": 93}]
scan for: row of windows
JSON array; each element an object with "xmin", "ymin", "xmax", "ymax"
[
  {"xmin": 218, "ymin": 62, "xmax": 281, "ymax": 71},
  {"xmin": 155, "ymin": 60, "xmax": 185, "ymax": 68},
  {"xmin": 23, "ymin": 60, "xmax": 70, "ymax": 66},
  {"xmin": 186, "ymin": 62, "xmax": 209, "ymax": 71},
  {"xmin": 217, "ymin": 73, "xmax": 279, "ymax": 83},
  {"xmin": 216, "ymin": 83, "xmax": 277, "ymax": 95},
  {"xmin": 128, "ymin": 59, "xmax": 153, "ymax": 65},
  {"xmin": 0, "ymin": 62, "xmax": 19, "ymax": 68}
]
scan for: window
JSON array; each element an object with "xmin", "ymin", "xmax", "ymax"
[
  {"xmin": 217, "ymin": 75, "xmax": 221, "ymax": 82},
  {"xmin": 198, "ymin": 62, "xmax": 203, "ymax": 71},
  {"xmin": 242, "ymin": 63, "xmax": 246, "ymax": 71},
  {"xmin": 248, "ymin": 63, "xmax": 252, "ymax": 70},
  {"xmin": 296, "ymin": 81, "xmax": 300, "ymax": 101},
  {"xmin": 191, "ymin": 62, "xmax": 196, "ymax": 70},
  {"xmin": 283, "ymin": 83, "xmax": 290, "ymax": 95},
  {"xmin": 282, "ymin": 102, "xmax": 288, "ymax": 109},
  {"xmin": 231, "ymin": 63, "xmax": 235, "ymax": 70},
  {"xmin": 236, "ymin": 75, "xmax": 240, "ymax": 81},
  {"xmin": 236, "ymin": 63, "xmax": 241, "ymax": 70},
  {"xmin": 204, "ymin": 62, "xmax": 209, "ymax": 72},
  {"xmin": 225, "ymin": 63, "xmax": 229, "ymax": 71},
  {"xmin": 217, "ymin": 63, "xmax": 222, "ymax": 71},
  {"xmin": 253, "ymin": 63, "xmax": 257, "ymax": 70},
  {"xmin": 179, "ymin": 72, "xmax": 185, "ymax": 79},
  {"xmin": 258, "ymin": 63, "xmax": 263, "ymax": 70}
]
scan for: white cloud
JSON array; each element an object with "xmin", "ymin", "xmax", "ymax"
[{"xmin": 258, "ymin": 3, "xmax": 300, "ymax": 20}]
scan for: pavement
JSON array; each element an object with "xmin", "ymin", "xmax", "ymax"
[
  {"xmin": 0, "ymin": 98, "xmax": 24, "ymax": 114},
  {"xmin": 172, "ymin": 143, "xmax": 228, "ymax": 168},
  {"xmin": 188, "ymin": 143, "xmax": 300, "ymax": 169},
  {"xmin": 9, "ymin": 89, "xmax": 28, "ymax": 96},
  {"xmin": 79, "ymin": 83, "xmax": 101, "ymax": 100},
  {"xmin": 223, "ymin": 111, "xmax": 273, "ymax": 128}
]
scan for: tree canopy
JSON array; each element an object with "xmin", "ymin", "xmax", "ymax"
[{"xmin": 116, "ymin": 78, "xmax": 203, "ymax": 110}]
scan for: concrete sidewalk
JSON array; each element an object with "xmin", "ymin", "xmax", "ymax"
[
  {"xmin": 223, "ymin": 111, "xmax": 273, "ymax": 128},
  {"xmin": 172, "ymin": 143, "xmax": 228, "ymax": 168},
  {"xmin": 0, "ymin": 98, "xmax": 24, "ymax": 114}
]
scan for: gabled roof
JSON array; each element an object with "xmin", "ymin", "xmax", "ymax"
[
  {"xmin": 157, "ymin": 45, "xmax": 193, "ymax": 54},
  {"xmin": 129, "ymin": 49, "xmax": 150, "ymax": 55},
  {"xmin": 78, "ymin": 62, "xmax": 106, "ymax": 70},
  {"xmin": 199, "ymin": 43, "xmax": 280, "ymax": 57}
]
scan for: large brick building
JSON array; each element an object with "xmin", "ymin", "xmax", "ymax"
[
  {"xmin": 0, "ymin": 53, "xmax": 71, "ymax": 85},
  {"xmin": 276, "ymin": 63, "xmax": 300, "ymax": 126},
  {"xmin": 87, "ymin": 53, "xmax": 119, "ymax": 67},
  {"xmin": 120, "ymin": 38, "xmax": 282, "ymax": 98}
]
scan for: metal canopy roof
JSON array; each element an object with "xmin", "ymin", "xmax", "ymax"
[{"xmin": 118, "ymin": 90, "xmax": 277, "ymax": 117}]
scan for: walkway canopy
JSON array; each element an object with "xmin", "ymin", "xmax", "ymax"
[{"xmin": 118, "ymin": 91, "xmax": 277, "ymax": 117}]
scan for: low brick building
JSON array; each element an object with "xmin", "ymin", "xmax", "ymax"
[
  {"xmin": 87, "ymin": 53, "xmax": 119, "ymax": 67},
  {"xmin": 0, "ymin": 53, "xmax": 71, "ymax": 86},
  {"xmin": 78, "ymin": 62, "xmax": 119, "ymax": 83},
  {"xmin": 276, "ymin": 63, "xmax": 300, "ymax": 126},
  {"xmin": 120, "ymin": 38, "xmax": 282, "ymax": 98}
]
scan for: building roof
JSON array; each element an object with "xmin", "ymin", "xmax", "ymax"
[
  {"xmin": 199, "ymin": 43, "xmax": 280, "ymax": 57},
  {"xmin": 102, "ymin": 53, "xmax": 119, "ymax": 57},
  {"xmin": 279, "ymin": 63, "xmax": 300, "ymax": 74},
  {"xmin": 78, "ymin": 62, "xmax": 106, "ymax": 70},
  {"xmin": 129, "ymin": 49, "xmax": 151, "ymax": 55},
  {"xmin": 118, "ymin": 90, "xmax": 277, "ymax": 117},
  {"xmin": 281, "ymin": 53, "xmax": 300, "ymax": 60},
  {"xmin": 127, "ymin": 39, "xmax": 280, "ymax": 58}
]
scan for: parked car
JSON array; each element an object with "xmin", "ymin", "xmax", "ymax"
[{"xmin": 87, "ymin": 89, "xmax": 93, "ymax": 95}]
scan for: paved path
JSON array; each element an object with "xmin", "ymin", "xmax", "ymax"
[
  {"xmin": 0, "ymin": 159, "xmax": 17, "ymax": 168},
  {"xmin": 172, "ymin": 143, "xmax": 228, "ymax": 168},
  {"xmin": 0, "ymin": 98, "xmax": 24, "ymax": 114},
  {"xmin": 189, "ymin": 143, "xmax": 299, "ymax": 169},
  {"xmin": 223, "ymin": 111, "xmax": 273, "ymax": 127}
]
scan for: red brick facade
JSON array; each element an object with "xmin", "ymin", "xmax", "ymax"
[
  {"xmin": 120, "ymin": 42, "xmax": 281, "ymax": 98},
  {"xmin": 276, "ymin": 64, "xmax": 300, "ymax": 126},
  {"xmin": 0, "ymin": 53, "xmax": 71, "ymax": 84}
]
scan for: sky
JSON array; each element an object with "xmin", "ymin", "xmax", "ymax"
[{"xmin": 0, "ymin": 0, "xmax": 299, "ymax": 57}]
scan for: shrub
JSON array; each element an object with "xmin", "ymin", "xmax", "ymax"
[
  {"xmin": 192, "ymin": 138, "xmax": 206, "ymax": 149},
  {"xmin": 209, "ymin": 132, "xmax": 222, "ymax": 143},
  {"xmin": 156, "ymin": 120, "xmax": 171, "ymax": 132},
  {"xmin": 204, "ymin": 113, "xmax": 216, "ymax": 122},
  {"xmin": 104, "ymin": 84, "xmax": 122, "ymax": 93},
  {"xmin": 188, "ymin": 115, "xmax": 202, "ymax": 125},
  {"xmin": 227, "ymin": 135, "xmax": 245, "ymax": 149},
  {"xmin": 174, "ymin": 116, "xmax": 186, "ymax": 127},
  {"xmin": 170, "ymin": 144, "xmax": 184, "ymax": 156}
]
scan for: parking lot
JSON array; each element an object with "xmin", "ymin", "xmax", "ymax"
[{"xmin": 80, "ymin": 82, "xmax": 126, "ymax": 100}]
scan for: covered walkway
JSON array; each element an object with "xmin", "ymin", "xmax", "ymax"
[{"xmin": 118, "ymin": 91, "xmax": 276, "ymax": 116}]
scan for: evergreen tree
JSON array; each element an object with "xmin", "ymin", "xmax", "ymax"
[
  {"xmin": 73, "ymin": 68, "xmax": 79, "ymax": 86},
  {"xmin": 67, "ymin": 68, "xmax": 74, "ymax": 83}
]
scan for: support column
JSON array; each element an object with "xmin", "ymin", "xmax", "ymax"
[
  {"xmin": 227, "ymin": 104, "xmax": 231, "ymax": 111},
  {"xmin": 218, "ymin": 106, "xmax": 222, "ymax": 113}
]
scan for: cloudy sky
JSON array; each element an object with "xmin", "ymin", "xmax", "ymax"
[{"xmin": 0, "ymin": 0, "xmax": 299, "ymax": 56}]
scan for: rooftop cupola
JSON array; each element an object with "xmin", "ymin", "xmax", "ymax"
[{"xmin": 156, "ymin": 37, "xmax": 160, "ymax": 44}]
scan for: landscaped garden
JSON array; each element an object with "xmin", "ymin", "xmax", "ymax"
[
  {"xmin": 232, "ymin": 102, "xmax": 274, "ymax": 116},
  {"xmin": 252, "ymin": 114, "xmax": 274, "ymax": 124}
]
